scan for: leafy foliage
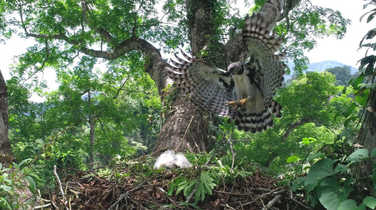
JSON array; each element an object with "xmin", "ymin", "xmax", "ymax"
[
  {"xmin": 168, "ymin": 171, "xmax": 216, "ymax": 204},
  {"xmin": 351, "ymin": 0, "xmax": 376, "ymax": 107},
  {"xmin": 292, "ymin": 147, "xmax": 376, "ymax": 210},
  {"xmin": 276, "ymin": 1, "xmax": 350, "ymax": 72},
  {"xmin": 7, "ymin": 54, "xmax": 162, "ymax": 189},
  {"xmin": 221, "ymin": 72, "xmax": 359, "ymax": 175},
  {"xmin": 0, "ymin": 160, "xmax": 39, "ymax": 210}
]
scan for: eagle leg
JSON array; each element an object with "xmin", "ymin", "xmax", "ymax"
[{"xmin": 228, "ymin": 97, "xmax": 249, "ymax": 109}]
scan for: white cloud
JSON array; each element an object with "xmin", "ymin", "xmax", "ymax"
[{"xmin": 306, "ymin": 0, "xmax": 371, "ymax": 67}]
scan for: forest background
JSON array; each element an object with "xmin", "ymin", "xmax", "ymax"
[{"xmin": 0, "ymin": 0, "xmax": 376, "ymax": 209}]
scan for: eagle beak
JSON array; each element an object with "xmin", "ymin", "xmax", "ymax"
[{"xmin": 227, "ymin": 62, "xmax": 243, "ymax": 75}]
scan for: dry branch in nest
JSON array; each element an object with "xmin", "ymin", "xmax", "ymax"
[{"xmin": 48, "ymin": 166, "xmax": 310, "ymax": 210}]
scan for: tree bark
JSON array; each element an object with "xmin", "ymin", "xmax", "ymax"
[
  {"xmin": 88, "ymin": 90, "xmax": 95, "ymax": 168},
  {"xmin": 358, "ymin": 89, "xmax": 376, "ymax": 150},
  {"xmin": 353, "ymin": 89, "xmax": 376, "ymax": 191},
  {"xmin": 153, "ymin": 0, "xmax": 220, "ymax": 154},
  {"xmin": 0, "ymin": 70, "xmax": 12, "ymax": 165},
  {"xmin": 154, "ymin": 97, "xmax": 208, "ymax": 153}
]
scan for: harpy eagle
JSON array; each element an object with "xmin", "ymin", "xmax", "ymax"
[{"xmin": 166, "ymin": 13, "xmax": 285, "ymax": 133}]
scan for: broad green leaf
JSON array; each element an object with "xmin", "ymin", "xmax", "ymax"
[
  {"xmin": 338, "ymin": 200, "xmax": 357, "ymax": 210},
  {"xmin": 318, "ymin": 190, "xmax": 343, "ymax": 210},
  {"xmin": 347, "ymin": 149, "xmax": 369, "ymax": 163},
  {"xmin": 304, "ymin": 159, "xmax": 337, "ymax": 192},
  {"xmin": 306, "ymin": 152, "xmax": 325, "ymax": 163},
  {"xmin": 370, "ymin": 148, "xmax": 376, "ymax": 158},
  {"xmin": 355, "ymin": 94, "xmax": 369, "ymax": 106},
  {"xmin": 363, "ymin": 196, "xmax": 376, "ymax": 209},
  {"xmin": 334, "ymin": 163, "xmax": 347, "ymax": 173},
  {"xmin": 338, "ymin": 199, "xmax": 366, "ymax": 210}
]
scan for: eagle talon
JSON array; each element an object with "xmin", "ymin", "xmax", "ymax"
[{"xmin": 228, "ymin": 97, "xmax": 248, "ymax": 109}]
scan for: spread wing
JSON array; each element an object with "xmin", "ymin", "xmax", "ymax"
[
  {"xmin": 166, "ymin": 51, "xmax": 235, "ymax": 117},
  {"xmin": 165, "ymin": 13, "xmax": 286, "ymax": 133},
  {"xmin": 233, "ymin": 13, "xmax": 285, "ymax": 132}
]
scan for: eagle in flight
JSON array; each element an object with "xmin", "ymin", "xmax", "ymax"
[{"xmin": 166, "ymin": 12, "xmax": 285, "ymax": 133}]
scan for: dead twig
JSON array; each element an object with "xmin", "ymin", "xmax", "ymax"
[
  {"xmin": 262, "ymin": 194, "xmax": 282, "ymax": 210},
  {"xmin": 33, "ymin": 203, "xmax": 51, "ymax": 209},
  {"xmin": 53, "ymin": 165, "xmax": 69, "ymax": 209},
  {"xmin": 214, "ymin": 187, "xmax": 272, "ymax": 196},
  {"xmin": 157, "ymin": 187, "xmax": 183, "ymax": 209},
  {"xmin": 240, "ymin": 188, "xmax": 285, "ymax": 207},
  {"xmin": 109, "ymin": 181, "xmax": 145, "ymax": 210},
  {"xmin": 289, "ymin": 196, "xmax": 313, "ymax": 210},
  {"xmin": 225, "ymin": 130, "xmax": 236, "ymax": 172}
]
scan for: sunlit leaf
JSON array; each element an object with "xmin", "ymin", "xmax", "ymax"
[{"xmin": 347, "ymin": 149, "xmax": 369, "ymax": 164}]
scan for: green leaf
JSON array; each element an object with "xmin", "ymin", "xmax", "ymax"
[
  {"xmin": 17, "ymin": 158, "xmax": 32, "ymax": 169},
  {"xmin": 0, "ymin": 197, "xmax": 12, "ymax": 210},
  {"xmin": 370, "ymin": 148, "xmax": 376, "ymax": 158},
  {"xmin": 0, "ymin": 184, "xmax": 12, "ymax": 192},
  {"xmin": 287, "ymin": 155, "xmax": 301, "ymax": 163},
  {"xmin": 363, "ymin": 196, "xmax": 376, "ymax": 209},
  {"xmin": 338, "ymin": 199, "xmax": 366, "ymax": 210},
  {"xmin": 25, "ymin": 176, "xmax": 36, "ymax": 193},
  {"xmin": 301, "ymin": 137, "xmax": 317, "ymax": 145},
  {"xmin": 306, "ymin": 152, "xmax": 325, "ymax": 163},
  {"xmin": 176, "ymin": 180, "xmax": 188, "ymax": 196},
  {"xmin": 318, "ymin": 189, "xmax": 343, "ymax": 210},
  {"xmin": 304, "ymin": 159, "xmax": 337, "ymax": 192},
  {"xmin": 347, "ymin": 149, "xmax": 369, "ymax": 163},
  {"xmin": 334, "ymin": 164, "xmax": 347, "ymax": 174},
  {"xmin": 183, "ymin": 180, "xmax": 196, "ymax": 197}
]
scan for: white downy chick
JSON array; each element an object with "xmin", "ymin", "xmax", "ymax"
[
  {"xmin": 174, "ymin": 152, "xmax": 193, "ymax": 168},
  {"xmin": 153, "ymin": 150, "xmax": 192, "ymax": 169}
]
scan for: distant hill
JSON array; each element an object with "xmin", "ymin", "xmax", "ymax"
[
  {"xmin": 285, "ymin": 60, "xmax": 358, "ymax": 81},
  {"xmin": 307, "ymin": 60, "xmax": 358, "ymax": 74}
]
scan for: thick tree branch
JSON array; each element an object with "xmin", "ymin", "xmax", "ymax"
[
  {"xmin": 19, "ymin": 1, "xmax": 164, "ymax": 76},
  {"xmin": 186, "ymin": 0, "xmax": 226, "ymax": 68},
  {"xmin": 23, "ymin": 28, "xmax": 164, "ymax": 80}
]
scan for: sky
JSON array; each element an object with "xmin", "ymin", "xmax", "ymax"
[
  {"xmin": 0, "ymin": 1, "xmax": 372, "ymax": 94},
  {"xmin": 306, "ymin": 0, "xmax": 369, "ymax": 66}
]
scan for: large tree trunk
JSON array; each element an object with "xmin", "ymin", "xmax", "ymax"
[
  {"xmin": 154, "ymin": 97, "xmax": 208, "ymax": 153},
  {"xmin": 0, "ymin": 70, "xmax": 12, "ymax": 165},
  {"xmin": 353, "ymin": 89, "xmax": 376, "ymax": 191},
  {"xmin": 358, "ymin": 89, "xmax": 376, "ymax": 150},
  {"xmin": 153, "ymin": 0, "xmax": 219, "ymax": 154}
]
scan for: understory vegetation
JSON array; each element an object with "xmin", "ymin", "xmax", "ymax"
[{"xmin": 1, "ymin": 0, "xmax": 376, "ymax": 209}]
